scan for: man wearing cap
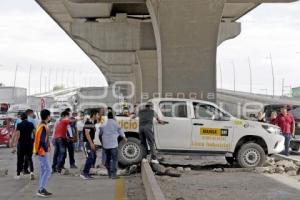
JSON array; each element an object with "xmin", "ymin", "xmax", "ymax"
[{"xmin": 276, "ymin": 106, "xmax": 295, "ymax": 156}]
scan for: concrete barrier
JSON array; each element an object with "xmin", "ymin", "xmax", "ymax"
[{"xmin": 141, "ymin": 160, "xmax": 166, "ymax": 200}]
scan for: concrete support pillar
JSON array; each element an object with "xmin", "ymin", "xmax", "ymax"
[
  {"xmin": 147, "ymin": 0, "xmax": 225, "ymax": 101},
  {"xmin": 136, "ymin": 50, "xmax": 158, "ymax": 102}
]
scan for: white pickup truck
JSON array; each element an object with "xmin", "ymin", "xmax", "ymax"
[{"xmin": 106, "ymin": 98, "xmax": 285, "ymax": 168}]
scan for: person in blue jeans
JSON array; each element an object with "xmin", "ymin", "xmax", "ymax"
[
  {"xmin": 80, "ymin": 109, "xmax": 98, "ymax": 180},
  {"xmin": 100, "ymin": 111, "xmax": 127, "ymax": 179},
  {"xmin": 33, "ymin": 109, "xmax": 52, "ymax": 197},
  {"xmin": 275, "ymin": 106, "xmax": 295, "ymax": 156}
]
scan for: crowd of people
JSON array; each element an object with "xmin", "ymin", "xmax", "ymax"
[
  {"xmin": 256, "ymin": 105, "xmax": 295, "ymax": 156},
  {"xmin": 10, "ymin": 102, "xmax": 160, "ymax": 197}
]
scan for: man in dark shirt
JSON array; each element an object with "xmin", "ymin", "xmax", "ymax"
[
  {"xmin": 133, "ymin": 102, "xmax": 165, "ymax": 164},
  {"xmin": 12, "ymin": 112, "xmax": 35, "ymax": 180},
  {"xmin": 80, "ymin": 109, "xmax": 98, "ymax": 180}
]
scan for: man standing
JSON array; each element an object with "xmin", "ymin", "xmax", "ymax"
[
  {"xmin": 33, "ymin": 109, "xmax": 52, "ymax": 197},
  {"xmin": 12, "ymin": 113, "xmax": 35, "ymax": 180},
  {"xmin": 134, "ymin": 102, "xmax": 164, "ymax": 164},
  {"xmin": 80, "ymin": 110, "xmax": 98, "ymax": 180},
  {"xmin": 65, "ymin": 109, "xmax": 77, "ymax": 169},
  {"xmin": 100, "ymin": 112, "xmax": 127, "ymax": 179},
  {"xmin": 276, "ymin": 106, "xmax": 295, "ymax": 156},
  {"xmin": 75, "ymin": 112, "xmax": 85, "ymax": 152},
  {"xmin": 23, "ymin": 109, "xmax": 37, "ymax": 175},
  {"xmin": 52, "ymin": 111, "xmax": 70, "ymax": 173}
]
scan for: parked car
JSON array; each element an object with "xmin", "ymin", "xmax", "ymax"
[
  {"xmin": 113, "ymin": 98, "xmax": 284, "ymax": 168},
  {"xmin": 264, "ymin": 104, "xmax": 300, "ymax": 151},
  {"xmin": 0, "ymin": 116, "xmax": 15, "ymax": 148}
]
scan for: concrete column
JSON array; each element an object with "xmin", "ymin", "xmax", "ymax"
[
  {"xmin": 136, "ymin": 50, "xmax": 158, "ymax": 102},
  {"xmin": 147, "ymin": 0, "xmax": 225, "ymax": 101}
]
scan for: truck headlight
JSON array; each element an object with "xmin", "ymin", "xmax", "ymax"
[{"xmin": 262, "ymin": 125, "xmax": 281, "ymax": 135}]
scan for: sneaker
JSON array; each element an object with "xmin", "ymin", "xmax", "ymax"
[
  {"xmin": 36, "ymin": 189, "xmax": 52, "ymax": 197},
  {"xmin": 70, "ymin": 165, "xmax": 78, "ymax": 169},
  {"xmin": 150, "ymin": 159, "xmax": 159, "ymax": 164},
  {"xmin": 30, "ymin": 172, "xmax": 35, "ymax": 180},
  {"xmin": 43, "ymin": 189, "xmax": 52, "ymax": 196},
  {"xmin": 87, "ymin": 174, "xmax": 94, "ymax": 179},
  {"xmin": 14, "ymin": 175, "xmax": 20, "ymax": 180},
  {"xmin": 80, "ymin": 174, "xmax": 90, "ymax": 180}
]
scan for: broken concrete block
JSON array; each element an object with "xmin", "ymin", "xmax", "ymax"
[
  {"xmin": 212, "ymin": 168, "xmax": 224, "ymax": 173},
  {"xmin": 152, "ymin": 163, "xmax": 166, "ymax": 175},
  {"xmin": 165, "ymin": 168, "xmax": 181, "ymax": 177},
  {"xmin": 184, "ymin": 167, "xmax": 192, "ymax": 172},
  {"xmin": 0, "ymin": 168, "xmax": 8, "ymax": 176},
  {"xmin": 275, "ymin": 166, "xmax": 285, "ymax": 174},
  {"xmin": 176, "ymin": 167, "xmax": 184, "ymax": 172},
  {"xmin": 287, "ymin": 170, "xmax": 297, "ymax": 176},
  {"xmin": 128, "ymin": 165, "xmax": 138, "ymax": 175},
  {"xmin": 264, "ymin": 157, "xmax": 276, "ymax": 167}
]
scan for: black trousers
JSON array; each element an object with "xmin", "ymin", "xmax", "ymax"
[
  {"xmin": 17, "ymin": 145, "xmax": 34, "ymax": 175},
  {"xmin": 139, "ymin": 125, "xmax": 157, "ymax": 160},
  {"xmin": 66, "ymin": 141, "xmax": 75, "ymax": 166}
]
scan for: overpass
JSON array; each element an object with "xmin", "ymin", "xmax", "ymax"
[
  {"xmin": 35, "ymin": 0, "xmax": 297, "ymax": 103},
  {"xmin": 217, "ymin": 89, "xmax": 300, "ymax": 117}
]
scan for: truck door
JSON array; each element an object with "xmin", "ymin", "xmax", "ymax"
[
  {"xmin": 154, "ymin": 101, "xmax": 192, "ymax": 150},
  {"xmin": 191, "ymin": 102, "xmax": 233, "ymax": 153}
]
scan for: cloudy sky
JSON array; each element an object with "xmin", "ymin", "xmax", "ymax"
[{"xmin": 0, "ymin": 0, "xmax": 300, "ymax": 95}]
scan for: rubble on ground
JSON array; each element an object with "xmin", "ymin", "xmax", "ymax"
[
  {"xmin": 257, "ymin": 157, "xmax": 300, "ymax": 176},
  {"xmin": 151, "ymin": 163, "xmax": 182, "ymax": 177},
  {"xmin": 0, "ymin": 168, "xmax": 8, "ymax": 176},
  {"xmin": 89, "ymin": 165, "xmax": 139, "ymax": 176}
]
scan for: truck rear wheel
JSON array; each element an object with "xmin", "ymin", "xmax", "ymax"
[
  {"xmin": 237, "ymin": 142, "xmax": 266, "ymax": 168},
  {"xmin": 118, "ymin": 137, "xmax": 146, "ymax": 166}
]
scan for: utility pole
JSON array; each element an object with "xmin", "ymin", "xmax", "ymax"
[
  {"xmin": 28, "ymin": 65, "xmax": 32, "ymax": 96},
  {"xmin": 282, "ymin": 78, "xmax": 285, "ymax": 96},
  {"xmin": 48, "ymin": 67, "xmax": 51, "ymax": 92},
  {"xmin": 40, "ymin": 66, "xmax": 43, "ymax": 94},
  {"xmin": 247, "ymin": 57, "xmax": 253, "ymax": 94},
  {"xmin": 232, "ymin": 61, "xmax": 236, "ymax": 92},
  {"xmin": 13, "ymin": 64, "xmax": 19, "ymax": 101},
  {"xmin": 267, "ymin": 53, "xmax": 275, "ymax": 97}
]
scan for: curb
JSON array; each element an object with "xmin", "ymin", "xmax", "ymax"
[
  {"xmin": 272, "ymin": 154, "xmax": 300, "ymax": 163},
  {"xmin": 141, "ymin": 161, "xmax": 166, "ymax": 200}
]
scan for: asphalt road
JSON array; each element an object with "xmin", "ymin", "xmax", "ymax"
[{"xmin": 0, "ymin": 146, "xmax": 130, "ymax": 200}]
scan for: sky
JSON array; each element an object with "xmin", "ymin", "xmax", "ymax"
[{"xmin": 0, "ymin": 0, "xmax": 300, "ymax": 96}]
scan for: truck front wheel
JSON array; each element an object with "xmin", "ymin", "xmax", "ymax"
[
  {"xmin": 118, "ymin": 137, "xmax": 146, "ymax": 166},
  {"xmin": 237, "ymin": 142, "xmax": 266, "ymax": 168}
]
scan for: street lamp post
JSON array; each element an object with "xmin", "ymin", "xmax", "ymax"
[
  {"xmin": 267, "ymin": 53, "xmax": 275, "ymax": 97},
  {"xmin": 248, "ymin": 57, "xmax": 253, "ymax": 94},
  {"xmin": 232, "ymin": 61, "xmax": 236, "ymax": 92},
  {"xmin": 28, "ymin": 65, "xmax": 32, "ymax": 96}
]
